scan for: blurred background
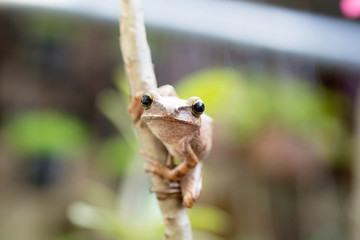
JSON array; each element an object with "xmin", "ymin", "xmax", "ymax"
[{"xmin": 0, "ymin": 0, "xmax": 360, "ymax": 239}]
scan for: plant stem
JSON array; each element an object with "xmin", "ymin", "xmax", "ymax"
[
  {"xmin": 351, "ymin": 84, "xmax": 360, "ymax": 240},
  {"xmin": 119, "ymin": 0, "xmax": 192, "ymax": 239}
]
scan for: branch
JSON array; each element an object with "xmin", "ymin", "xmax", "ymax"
[
  {"xmin": 119, "ymin": 0, "xmax": 193, "ymax": 239},
  {"xmin": 351, "ymin": 84, "xmax": 360, "ymax": 240}
]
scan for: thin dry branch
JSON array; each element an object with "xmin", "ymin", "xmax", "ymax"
[
  {"xmin": 119, "ymin": 0, "xmax": 192, "ymax": 239},
  {"xmin": 351, "ymin": 84, "xmax": 360, "ymax": 240}
]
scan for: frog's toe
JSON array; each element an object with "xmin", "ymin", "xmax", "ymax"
[
  {"xmin": 140, "ymin": 151, "xmax": 167, "ymax": 167},
  {"xmin": 150, "ymin": 187, "xmax": 181, "ymax": 194},
  {"xmin": 183, "ymin": 193, "xmax": 195, "ymax": 208},
  {"xmin": 143, "ymin": 162, "xmax": 172, "ymax": 180},
  {"xmin": 143, "ymin": 163, "xmax": 154, "ymax": 173}
]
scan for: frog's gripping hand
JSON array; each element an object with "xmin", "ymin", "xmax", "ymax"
[{"xmin": 128, "ymin": 91, "xmax": 145, "ymax": 128}]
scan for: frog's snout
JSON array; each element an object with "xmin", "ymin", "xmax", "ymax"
[{"xmin": 170, "ymin": 109, "xmax": 179, "ymax": 116}]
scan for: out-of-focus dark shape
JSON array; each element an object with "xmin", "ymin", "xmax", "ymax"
[
  {"xmin": 25, "ymin": 154, "xmax": 63, "ymax": 187},
  {"xmin": 244, "ymin": 126, "xmax": 323, "ymax": 182},
  {"xmin": 3, "ymin": 110, "xmax": 89, "ymax": 187}
]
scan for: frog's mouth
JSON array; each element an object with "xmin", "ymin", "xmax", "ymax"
[
  {"xmin": 142, "ymin": 115, "xmax": 200, "ymax": 141},
  {"xmin": 142, "ymin": 115, "xmax": 200, "ymax": 128}
]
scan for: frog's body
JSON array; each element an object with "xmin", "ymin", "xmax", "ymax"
[{"xmin": 128, "ymin": 85, "xmax": 213, "ymax": 208}]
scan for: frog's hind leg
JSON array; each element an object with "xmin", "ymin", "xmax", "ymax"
[
  {"xmin": 181, "ymin": 162, "xmax": 203, "ymax": 208},
  {"xmin": 141, "ymin": 145, "xmax": 199, "ymax": 183},
  {"xmin": 150, "ymin": 182, "xmax": 182, "ymax": 200},
  {"xmin": 150, "ymin": 182, "xmax": 180, "ymax": 194}
]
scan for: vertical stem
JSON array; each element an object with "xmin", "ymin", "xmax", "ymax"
[
  {"xmin": 351, "ymin": 83, "xmax": 360, "ymax": 240},
  {"xmin": 119, "ymin": 0, "xmax": 192, "ymax": 239}
]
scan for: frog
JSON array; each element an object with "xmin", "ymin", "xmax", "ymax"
[{"xmin": 128, "ymin": 85, "xmax": 213, "ymax": 208}]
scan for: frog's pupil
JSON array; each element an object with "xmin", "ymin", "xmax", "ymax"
[
  {"xmin": 193, "ymin": 101, "xmax": 205, "ymax": 113},
  {"xmin": 141, "ymin": 94, "xmax": 152, "ymax": 107}
]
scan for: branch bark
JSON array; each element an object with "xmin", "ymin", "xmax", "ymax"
[
  {"xmin": 351, "ymin": 83, "xmax": 360, "ymax": 240},
  {"xmin": 119, "ymin": 0, "xmax": 192, "ymax": 239}
]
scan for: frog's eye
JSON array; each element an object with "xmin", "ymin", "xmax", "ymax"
[
  {"xmin": 141, "ymin": 93, "xmax": 153, "ymax": 109},
  {"xmin": 191, "ymin": 100, "xmax": 205, "ymax": 117}
]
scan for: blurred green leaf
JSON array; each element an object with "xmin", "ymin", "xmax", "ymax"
[
  {"xmin": 23, "ymin": 11, "xmax": 83, "ymax": 42},
  {"xmin": 3, "ymin": 110, "xmax": 89, "ymax": 159},
  {"xmin": 176, "ymin": 68, "xmax": 348, "ymax": 164},
  {"xmin": 98, "ymin": 137, "xmax": 133, "ymax": 177},
  {"xmin": 96, "ymin": 88, "xmax": 136, "ymax": 149},
  {"xmin": 193, "ymin": 230, "xmax": 227, "ymax": 240},
  {"xmin": 233, "ymin": 234, "xmax": 273, "ymax": 240},
  {"xmin": 113, "ymin": 67, "xmax": 130, "ymax": 98},
  {"xmin": 176, "ymin": 68, "xmax": 245, "ymax": 118},
  {"xmin": 68, "ymin": 200, "xmax": 164, "ymax": 240},
  {"xmin": 188, "ymin": 205, "xmax": 231, "ymax": 235},
  {"xmin": 81, "ymin": 180, "xmax": 117, "ymax": 209}
]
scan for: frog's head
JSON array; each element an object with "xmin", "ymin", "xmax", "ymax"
[{"xmin": 140, "ymin": 90, "xmax": 205, "ymax": 142}]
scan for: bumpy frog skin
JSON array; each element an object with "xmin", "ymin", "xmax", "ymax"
[{"xmin": 128, "ymin": 85, "xmax": 213, "ymax": 208}]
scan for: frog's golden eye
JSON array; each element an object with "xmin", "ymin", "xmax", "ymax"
[
  {"xmin": 191, "ymin": 100, "xmax": 205, "ymax": 117},
  {"xmin": 141, "ymin": 93, "xmax": 153, "ymax": 109}
]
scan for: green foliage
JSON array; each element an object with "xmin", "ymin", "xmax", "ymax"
[
  {"xmin": 233, "ymin": 235, "xmax": 273, "ymax": 240},
  {"xmin": 90, "ymin": 67, "xmax": 349, "ymax": 239},
  {"xmin": 193, "ymin": 231, "xmax": 227, "ymax": 240},
  {"xmin": 96, "ymin": 70, "xmax": 142, "ymax": 177},
  {"xmin": 23, "ymin": 11, "xmax": 84, "ymax": 42},
  {"xmin": 188, "ymin": 205, "xmax": 231, "ymax": 234},
  {"xmin": 175, "ymin": 68, "xmax": 273, "ymax": 139},
  {"xmin": 96, "ymin": 87, "xmax": 135, "ymax": 147},
  {"xmin": 68, "ymin": 200, "xmax": 165, "ymax": 240},
  {"xmin": 113, "ymin": 68, "xmax": 131, "ymax": 98},
  {"xmin": 98, "ymin": 137, "xmax": 133, "ymax": 177},
  {"xmin": 176, "ymin": 68, "xmax": 245, "ymax": 118},
  {"xmin": 176, "ymin": 68, "xmax": 348, "ymax": 163},
  {"xmin": 67, "ymin": 179, "xmax": 231, "ymax": 240},
  {"xmin": 3, "ymin": 110, "xmax": 89, "ymax": 159},
  {"xmin": 67, "ymin": 179, "xmax": 164, "ymax": 240}
]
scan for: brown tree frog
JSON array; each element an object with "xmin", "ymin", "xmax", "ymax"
[{"xmin": 128, "ymin": 85, "xmax": 213, "ymax": 208}]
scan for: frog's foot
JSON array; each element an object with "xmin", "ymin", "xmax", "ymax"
[
  {"xmin": 141, "ymin": 151, "xmax": 181, "ymax": 182},
  {"xmin": 143, "ymin": 161, "xmax": 180, "ymax": 181},
  {"xmin": 156, "ymin": 193, "xmax": 182, "ymax": 200},
  {"xmin": 150, "ymin": 184, "xmax": 182, "ymax": 200},
  {"xmin": 150, "ymin": 181, "xmax": 180, "ymax": 193},
  {"xmin": 150, "ymin": 188, "xmax": 180, "ymax": 194}
]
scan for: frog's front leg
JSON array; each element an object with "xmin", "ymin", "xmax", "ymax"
[
  {"xmin": 142, "ymin": 152, "xmax": 180, "ymax": 181},
  {"xmin": 142, "ymin": 150, "xmax": 202, "ymax": 208},
  {"xmin": 128, "ymin": 91, "xmax": 145, "ymax": 127},
  {"xmin": 142, "ymin": 144, "xmax": 199, "ymax": 182}
]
